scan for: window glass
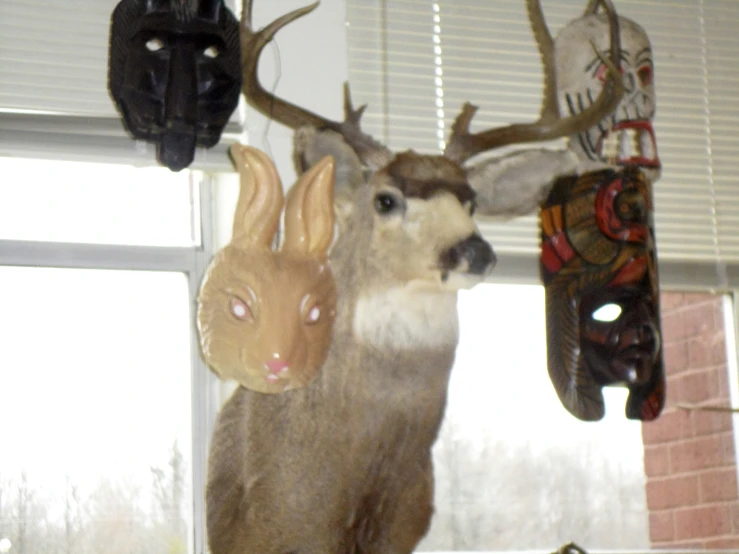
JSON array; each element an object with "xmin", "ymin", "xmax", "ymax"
[
  {"xmin": 0, "ymin": 158, "xmax": 200, "ymax": 246},
  {"xmin": 0, "ymin": 267, "xmax": 193, "ymax": 554},
  {"xmin": 418, "ymin": 284, "xmax": 738, "ymax": 552}
]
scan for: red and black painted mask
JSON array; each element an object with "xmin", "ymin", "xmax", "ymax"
[
  {"xmin": 539, "ymin": 167, "xmax": 665, "ymax": 421},
  {"xmin": 108, "ymin": 0, "xmax": 241, "ymax": 171}
]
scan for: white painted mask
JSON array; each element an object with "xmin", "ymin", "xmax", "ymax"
[{"xmin": 555, "ymin": 14, "xmax": 659, "ymax": 179}]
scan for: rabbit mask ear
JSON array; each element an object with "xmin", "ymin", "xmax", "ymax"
[
  {"xmin": 229, "ymin": 144, "xmax": 285, "ymax": 248},
  {"xmin": 282, "ymin": 155, "xmax": 336, "ymax": 257}
]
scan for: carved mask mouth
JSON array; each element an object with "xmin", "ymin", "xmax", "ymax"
[
  {"xmin": 595, "ymin": 120, "xmax": 660, "ymax": 168},
  {"xmin": 582, "ymin": 337, "xmax": 658, "ymax": 387},
  {"xmin": 613, "ymin": 344, "xmax": 658, "ymax": 384}
]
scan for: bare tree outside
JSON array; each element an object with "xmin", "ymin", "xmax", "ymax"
[
  {"xmin": 417, "ymin": 285, "xmax": 650, "ymax": 552},
  {"xmin": 0, "ymin": 453, "xmax": 189, "ymax": 554},
  {"xmin": 0, "ymin": 266, "xmax": 194, "ymax": 554},
  {"xmin": 151, "ymin": 441, "xmax": 188, "ymax": 554},
  {"xmin": 63, "ymin": 475, "xmax": 84, "ymax": 554}
]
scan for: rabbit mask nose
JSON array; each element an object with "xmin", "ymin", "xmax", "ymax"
[{"xmin": 265, "ymin": 359, "xmax": 290, "ymax": 374}]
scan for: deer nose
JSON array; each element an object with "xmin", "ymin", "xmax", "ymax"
[
  {"xmin": 265, "ymin": 359, "xmax": 290, "ymax": 374},
  {"xmin": 450, "ymin": 234, "xmax": 496, "ymax": 275}
]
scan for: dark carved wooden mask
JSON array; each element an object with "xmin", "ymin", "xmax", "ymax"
[{"xmin": 540, "ymin": 167, "xmax": 665, "ymax": 421}]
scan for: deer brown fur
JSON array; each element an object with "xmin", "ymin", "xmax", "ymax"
[{"xmin": 206, "ymin": 1, "xmax": 624, "ymax": 552}]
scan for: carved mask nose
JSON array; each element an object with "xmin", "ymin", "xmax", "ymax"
[
  {"xmin": 442, "ymin": 234, "xmax": 496, "ymax": 275},
  {"xmin": 623, "ymin": 71, "xmax": 636, "ymax": 94}
]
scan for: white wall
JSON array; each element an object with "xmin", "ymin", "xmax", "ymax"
[
  {"xmin": 213, "ymin": 0, "xmax": 349, "ymax": 251},
  {"xmin": 247, "ymin": 0, "xmax": 350, "ymax": 185}
]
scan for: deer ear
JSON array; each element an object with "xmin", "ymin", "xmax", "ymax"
[
  {"xmin": 282, "ymin": 155, "xmax": 336, "ymax": 256},
  {"xmin": 294, "ymin": 127, "xmax": 364, "ymax": 193},
  {"xmin": 229, "ymin": 144, "xmax": 285, "ymax": 248},
  {"xmin": 467, "ymin": 149, "xmax": 579, "ymax": 217}
]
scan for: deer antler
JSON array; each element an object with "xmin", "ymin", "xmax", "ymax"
[
  {"xmin": 241, "ymin": 1, "xmax": 392, "ymax": 169},
  {"xmin": 583, "ymin": 0, "xmax": 602, "ymax": 15},
  {"xmin": 444, "ymin": 0, "xmax": 624, "ymax": 164}
]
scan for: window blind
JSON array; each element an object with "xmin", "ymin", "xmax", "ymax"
[
  {"xmin": 0, "ymin": 0, "xmax": 242, "ymax": 169},
  {"xmin": 346, "ymin": 0, "xmax": 738, "ymax": 289}
]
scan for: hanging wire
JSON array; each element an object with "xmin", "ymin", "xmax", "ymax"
[{"xmin": 260, "ymin": 38, "xmax": 283, "ymax": 161}]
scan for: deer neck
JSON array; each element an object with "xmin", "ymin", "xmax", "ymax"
[
  {"xmin": 329, "ymin": 203, "xmax": 461, "ymax": 353},
  {"xmin": 350, "ymin": 283, "xmax": 459, "ymax": 352}
]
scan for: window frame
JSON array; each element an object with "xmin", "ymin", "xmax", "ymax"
[{"xmin": 0, "ymin": 176, "xmax": 218, "ymax": 554}]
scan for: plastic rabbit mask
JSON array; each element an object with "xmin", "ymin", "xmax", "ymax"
[
  {"xmin": 555, "ymin": 11, "xmax": 660, "ymax": 182},
  {"xmin": 197, "ymin": 145, "xmax": 337, "ymax": 394}
]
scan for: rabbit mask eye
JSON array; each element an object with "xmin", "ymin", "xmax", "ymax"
[
  {"xmin": 306, "ymin": 305, "xmax": 321, "ymax": 324},
  {"xmin": 230, "ymin": 297, "xmax": 253, "ymax": 321},
  {"xmin": 301, "ymin": 294, "xmax": 321, "ymax": 325}
]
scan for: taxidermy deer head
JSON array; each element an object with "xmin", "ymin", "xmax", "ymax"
[
  {"xmin": 240, "ymin": 0, "xmax": 624, "ymax": 227},
  {"xmin": 197, "ymin": 144, "xmax": 337, "ymax": 394},
  {"xmin": 204, "ymin": 2, "xmax": 625, "ymax": 553}
]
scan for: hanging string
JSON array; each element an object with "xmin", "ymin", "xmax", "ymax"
[{"xmin": 260, "ymin": 38, "xmax": 283, "ymax": 161}]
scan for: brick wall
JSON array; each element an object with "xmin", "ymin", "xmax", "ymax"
[{"xmin": 642, "ymin": 292, "xmax": 739, "ymax": 549}]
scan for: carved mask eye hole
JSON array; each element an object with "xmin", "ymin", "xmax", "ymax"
[
  {"xmin": 229, "ymin": 297, "xmax": 253, "ymax": 321},
  {"xmin": 594, "ymin": 62, "xmax": 623, "ymax": 83},
  {"xmin": 145, "ymin": 38, "xmax": 165, "ymax": 52},
  {"xmin": 637, "ymin": 65, "xmax": 653, "ymax": 86},
  {"xmin": 592, "ymin": 303, "xmax": 622, "ymax": 322},
  {"xmin": 203, "ymin": 45, "xmax": 220, "ymax": 59}
]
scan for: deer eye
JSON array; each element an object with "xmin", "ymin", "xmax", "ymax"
[
  {"xmin": 374, "ymin": 193, "xmax": 400, "ymax": 215},
  {"xmin": 229, "ymin": 297, "xmax": 253, "ymax": 321}
]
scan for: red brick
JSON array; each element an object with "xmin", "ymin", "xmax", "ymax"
[
  {"xmin": 661, "ymin": 291, "xmax": 686, "ymax": 311},
  {"xmin": 649, "ymin": 511, "xmax": 674, "ymax": 542},
  {"xmin": 731, "ymin": 501, "xmax": 739, "ymax": 532},
  {"xmin": 705, "ymin": 537, "xmax": 739, "ymax": 549},
  {"xmin": 662, "ymin": 311, "xmax": 687, "ymax": 342},
  {"xmin": 663, "ymin": 341, "xmax": 689, "ymax": 375},
  {"xmin": 722, "ymin": 432, "xmax": 737, "ymax": 464},
  {"xmin": 674, "ymin": 505, "xmax": 733, "ymax": 540},
  {"xmin": 717, "ymin": 366, "xmax": 731, "ymax": 397},
  {"xmin": 661, "ymin": 540, "xmax": 704, "ymax": 549},
  {"xmin": 700, "ymin": 467, "xmax": 739, "ymax": 502},
  {"xmin": 693, "ymin": 408, "xmax": 734, "ymax": 436},
  {"xmin": 713, "ymin": 298, "xmax": 726, "ymax": 329},
  {"xmin": 712, "ymin": 334, "xmax": 728, "ymax": 365},
  {"xmin": 683, "ymin": 302, "xmax": 716, "ymax": 337},
  {"xmin": 684, "ymin": 292, "xmax": 712, "ymax": 307},
  {"xmin": 670, "ymin": 435, "xmax": 728, "ymax": 472},
  {"xmin": 644, "ymin": 445, "xmax": 671, "ymax": 477},
  {"xmin": 643, "ymin": 409, "xmax": 692, "ymax": 444},
  {"xmin": 687, "ymin": 337, "xmax": 712, "ymax": 368},
  {"xmin": 646, "ymin": 474, "xmax": 699, "ymax": 509},
  {"xmin": 677, "ymin": 369, "xmax": 721, "ymax": 405}
]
